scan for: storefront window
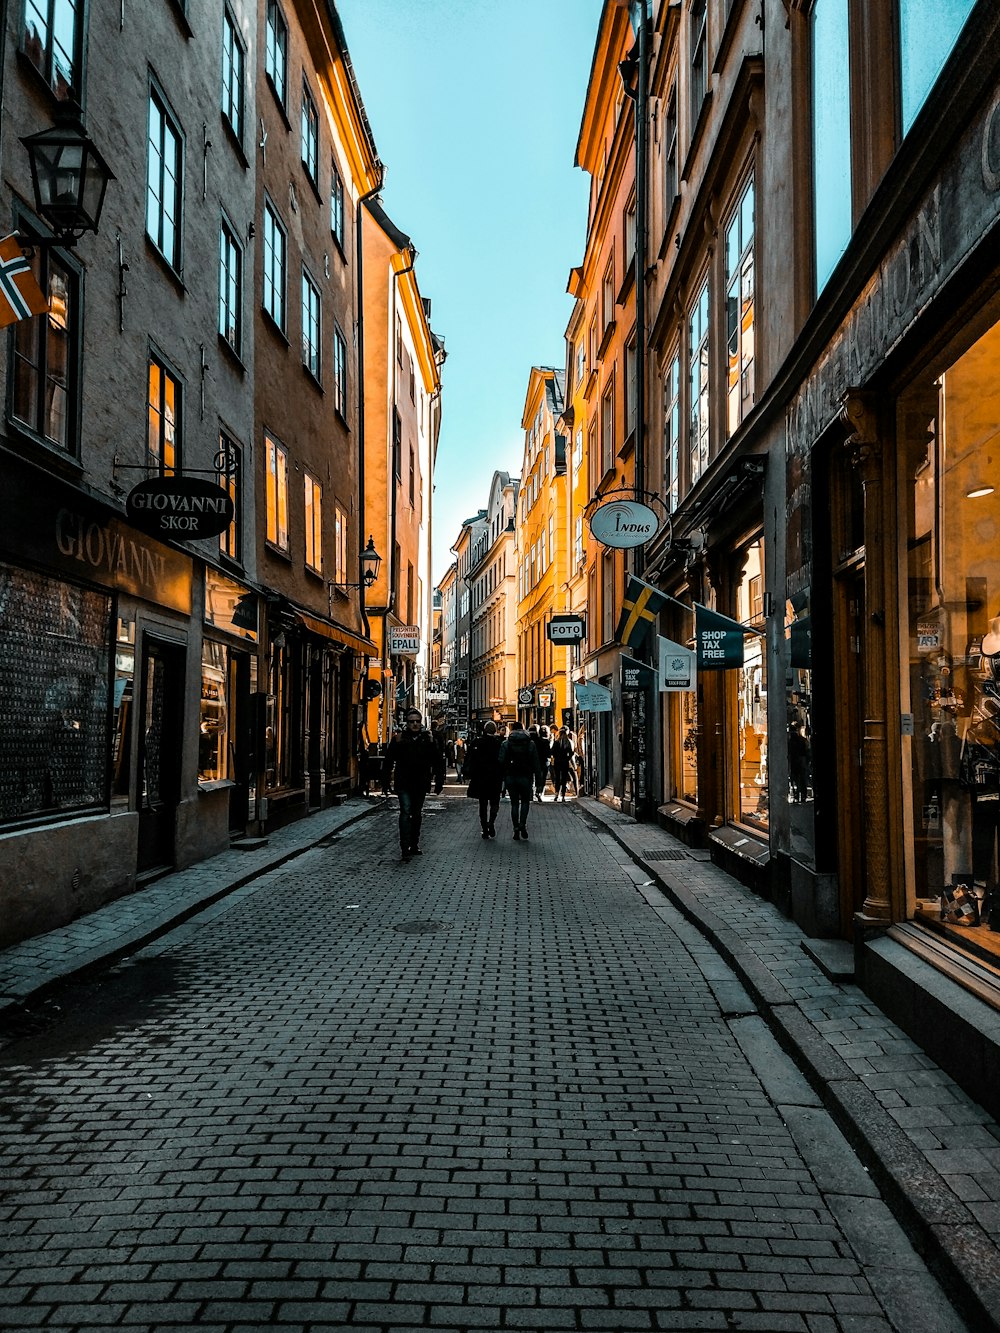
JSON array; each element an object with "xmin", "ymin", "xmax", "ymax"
[
  {"xmin": 902, "ymin": 317, "xmax": 1000, "ymax": 944},
  {"xmin": 0, "ymin": 563, "xmax": 111, "ymax": 822},
  {"xmin": 111, "ymin": 616, "xmax": 135, "ymax": 800},
  {"xmin": 666, "ymin": 599, "xmax": 698, "ymax": 805},
  {"xmin": 735, "ymin": 540, "xmax": 768, "ymax": 828},
  {"xmin": 199, "ymin": 640, "xmax": 229, "ymax": 782}
]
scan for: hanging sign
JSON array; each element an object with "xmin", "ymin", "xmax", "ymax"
[
  {"xmin": 388, "ymin": 625, "xmax": 420, "ymax": 656},
  {"xmin": 547, "ymin": 615, "xmax": 586, "ymax": 642},
  {"xmin": 538, "ymin": 689, "xmax": 555, "ymax": 707},
  {"xmin": 589, "ymin": 499, "xmax": 660, "ymax": 549},
  {"xmin": 575, "ymin": 681, "xmax": 612, "ymax": 712},
  {"xmin": 657, "ymin": 636, "xmax": 695, "ymax": 691},
  {"xmin": 695, "ymin": 603, "xmax": 747, "ymax": 670},
  {"xmin": 517, "ymin": 687, "xmax": 534, "ymax": 705},
  {"xmin": 126, "ymin": 476, "xmax": 234, "ymax": 539},
  {"xmin": 621, "ymin": 655, "xmax": 657, "ymax": 692}
]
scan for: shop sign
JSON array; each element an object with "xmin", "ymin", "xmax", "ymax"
[
  {"xmin": 48, "ymin": 504, "xmax": 192, "ymax": 614},
  {"xmin": 657, "ymin": 636, "xmax": 695, "ymax": 691},
  {"xmin": 126, "ymin": 476, "xmax": 234, "ymax": 540},
  {"xmin": 575, "ymin": 681, "xmax": 612, "ymax": 712},
  {"xmin": 917, "ymin": 621, "xmax": 942, "ymax": 654},
  {"xmin": 518, "ymin": 687, "xmax": 534, "ymax": 705},
  {"xmin": 426, "ymin": 690, "xmax": 449, "ymax": 702},
  {"xmin": 547, "ymin": 614, "xmax": 586, "ymax": 642},
  {"xmin": 589, "ymin": 499, "xmax": 660, "ymax": 549},
  {"xmin": 388, "ymin": 625, "xmax": 420, "ymax": 656},
  {"xmin": 621, "ymin": 655, "xmax": 657, "ymax": 692},
  {"xmin": 538, "ymin": 689, "xmax": 555, "ymax": 707},
  {"xmin": 695, "ymin": 603, "xmax": 747, "ymax": 670}
]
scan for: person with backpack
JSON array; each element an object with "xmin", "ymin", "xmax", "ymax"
[
  {"xmin": 385, "ymin": 708, "xmax": 445, "ymax": 861},
  {"xmin": 464, "ymin": 720, "xmax": 504, "ymax": 838},
  {"xmin": 532, "ymin": 724, "xmax": 552, "ymax": 801},
  {"xmin": 551, "ymin": 727, "xmax": 577, "ymax": 801},
  {"xmin": 499, "ymin": 721, "xmax": 543, "ymax": 840}
]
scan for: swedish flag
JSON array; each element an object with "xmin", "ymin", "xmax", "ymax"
[{"xmin": 615, "ymin": 577, "xmax": 670, "ymax": 650}]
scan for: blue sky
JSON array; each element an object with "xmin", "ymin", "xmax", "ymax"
[{"xmin": 336, "ymin": 0, "xmax": 605, "ymax": 582}]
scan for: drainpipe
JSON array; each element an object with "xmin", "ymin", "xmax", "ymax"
[
  {"xmin": 356, "ymin": 170, "xmax": 384, "ymax": 748},
  {"xmin": 386, "ymin": 250, "xmax": 416, "ymax": 729}
]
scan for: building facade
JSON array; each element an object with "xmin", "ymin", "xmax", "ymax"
[
  {"xmin": 470, "ymin": 471, "xmax": 519, "ymax": 727},
  {"xmin": 449, "ymin": 511, "xmax": 487, "ymax": 739}
]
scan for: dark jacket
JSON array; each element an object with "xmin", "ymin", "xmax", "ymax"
[
  {"xmin": 499, "ymin": 729, "xmax": 543, "ymax": 786},
  {"xmin": 465, "ymin": 733, "xmax": 504, "ymax": 795},
  {"xmin": 532, "ymin": 731, "xmax": 552, "ymax": 769},
  {"xmin": 551, "ymin": 736, "xmax": 575, "ymax": 774},
  {"xmin": 385, "ymin": 728, "xmax": 446, "ymax": 793}
]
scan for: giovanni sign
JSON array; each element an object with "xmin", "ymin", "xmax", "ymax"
[
  {"xmin": 589, "ymin": 499, "xmax": 659, "ymax": 549},
  {"xmin": 126, "ymin": 476, "xmax": 234, "ymax": 539}
]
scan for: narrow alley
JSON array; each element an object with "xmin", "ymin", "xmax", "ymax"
[{"xmin": 0, "ymin": 790, "xmax": 974, "ymax": 1332}]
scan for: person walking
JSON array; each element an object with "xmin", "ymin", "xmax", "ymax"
[
  {"xmin": 464, "ymin": 720, "xmax": 503, "ymax": 839},
  {"xmin": 551, "ymin": 726, "xmax": 577, "ymax": 801},
  {"xmin": 500, "ymin": 721, "xmax": 542, "ymax": 840},
  {"xmin": 384, "ymin": 708, "xmax": 445, "ymax": 861},
  {"xmin": 531, "ymin": 724, "xmax": 552, "ymax": 802}
]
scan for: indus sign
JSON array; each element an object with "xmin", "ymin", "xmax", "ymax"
[
  {"xmin": 589, "ymin": 499, "xmax": 659, "ymax": 549},
  {"xmin": 126, "ymin": 476, "xmax": 234, "ymax": 539}
]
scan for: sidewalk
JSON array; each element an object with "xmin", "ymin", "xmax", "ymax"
[
  {"xmin": 577, "ymin": 797, "xmax": 1000, "ymax": 1331},
  {"xmin": 0, "ymin": 795, "xmax": 384, "ymax": 1014}
]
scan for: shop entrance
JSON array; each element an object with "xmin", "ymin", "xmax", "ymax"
[
  {"xmin": 833, "ymin": 564, "xmax": 867, "ymax": 930},
  {"xmin": 136, "ymin": 638, "xmax": 184, "ymax": 875},
  {"xmin": 228, "ymin": 650, "xmax": 252, "ymax": 833}
]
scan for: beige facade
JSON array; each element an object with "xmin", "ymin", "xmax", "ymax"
[{"xmin": 470, "ymin": 472, "xmax": 520, "ymax": 725}]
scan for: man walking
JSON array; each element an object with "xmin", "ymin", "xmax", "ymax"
[
  {"xmin": 464, "ymin": 720, "xmax": 503, "ymax": 839},
  {"xmin": 531, "ymin": 725, "xmax": 552, "ymax": 801},
  {"xmin": 385, "ymin": 709, "xmax": 445, "ymax": 861},
  {"xmin": 499, "ymin": 721, "xmax": 542, "ymax": 840}
]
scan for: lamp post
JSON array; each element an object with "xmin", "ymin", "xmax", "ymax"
[
  {"xmin": 328, "ymin": 535, "xmax": 381, "ymax": 609},
  {"xmin": 20, "ymin": 112, "xmax": 115, "ymax": 246}
]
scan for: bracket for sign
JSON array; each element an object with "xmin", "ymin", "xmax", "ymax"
[
  {"xmin": 582, "ymin": 485, "xmax": 668, "ymax": 519},
  {"xmin": 112, "ymin": 448, "xmax": 235, "ymax": 481}
]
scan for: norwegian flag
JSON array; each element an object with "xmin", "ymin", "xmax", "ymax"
[{"xmin": 0, "ymin": 233, "xmax": 49, "ymax": 329}]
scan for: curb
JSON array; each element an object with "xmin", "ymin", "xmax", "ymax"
[
  {"xmin": 580, "ymin": 799, "xmax": 1000, "ymax": 1333},
  {"xmin": 0, "ymin": 801, "xmax": 384, "ymax": 1023}
]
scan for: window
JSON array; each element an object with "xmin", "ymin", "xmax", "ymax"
[
  {"xmin": 265, "ymin": 434, "xmax": 289, "ymax": 551},
  {"xmin": 393, "ymin": 408, "xmax": 402, "ymax": 479},
  {"xmin": 11, "ymin": 248, "xmax": 76, "ymax": 451},
  {"xmin": 265, "ymin": 0, "xmax": 287, "ymax": 107},
  {"xmin": 218, "ymin": 433, "xmax": 241, "ymax": 562},
  {"xmin": 664, "ymin": 85, "xmax": 678, "ymax": 210},
  {"xmin": 221, "ymin": 9, "xmax": 244, "ymax": 142},
  {"xmin": 663, "ymin": 351, "xmax": 680, "ymax": 513},
  {"xmin": 334, "ymin": 503, "xmax": 348, "ymax": 586},
  {"xmin": 899, "ymin": 0, "xmax": 975, "ymax": 135},
  {"xmin": 602, "ymin": 552, "xmax": 615, "ymax": 644},
  {"xmin": 22, "ymin": 0, "xmax": 82, "ymax": 100},
  {"xmin": 812, "ymin": 0, "xmax": 852, "ymax": 293},
  {"xmin": 301, "ymin": 81, "xmax": 319, "ymax": 184},
  {"xmin": 601, "ymin": 380, "xmax": 615, "ymax": 474},
  {"xmin": 262, "ymin": 201, "xmax": 286, "ymax": 330},
  {"xmin": 689, "ymin": 280, "xmax": 710, "ymax": 487},
  {"xmin": 147, "ymin": 354, "xmax": 180, "ymax": 476},
  {"xmin": 333, "ymin": 325, "xmax": 348, "ymax": 418},
  {"xmin": 409, "ymin": 445, "xmax": 415, "ymax": 506},
  {"xmin": 626, "ymin": 336, "xmax": 638, "ymax": 439},
  {"xmin": 576, "ymin": 341, "xmax": 586, "ymax": 385},
  {"xmin": 725, "ymin": 176, "xmax": 755, "ymax": 436},
  {"xmin": 407, "ymin": 562, "xmax": 414, "ymax": 624},
  {"xmin": 690, "ymin": 0, "xmax": 708, "ymax": 120},
  {"xmin": 218, "ymin": 220, "xmax": 242, "ymax": 352},
  {"xmin": 575, "ymin": 515, "xmax": 584, "ymax": 571},
  {"xmin": 147, "ymin": 87, "xmax": 183, "ymax": 270},
  {"xmin": 330, "ymin": 160, "xmax": 345, "ymax": 247},
  {"xmin": 301, "ymin": 268, "xmax": 321, "ymax": 379},
  {"xmin": 735, "ymin": 538, "xmax": 768, "ymax": 829},
  {"xmin": 588, "ymin": 314, "xmax": 598, "ymax": 372},
  {"xmin": 602, "ymin": 259, "xmax": 615, "ymax": 331},
  {"xmin": 625, "ymin": 197, "xmax": 637, "ymax": 272},
  {"xmin": 304, "ymin": 472, "xmax": 322, "ymax": 573}
]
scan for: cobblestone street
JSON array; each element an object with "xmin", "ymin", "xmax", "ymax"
[{"xmin": 0, "ymin": 791, "xmax": 969, "ymax": 1332}]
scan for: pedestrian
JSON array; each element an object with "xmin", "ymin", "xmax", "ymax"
[
  {"xmin": 551, "ymin": 726, "xmax": 577, "ymax": 801},
  {"xmin": 384, "ymin": 708, "xmax": 445, "ymax": 861},
  {"xmin": 499, "ymin": 721, "xmax": 542, "ymax": 840},
  {"xmin": 532, "ymin": 724, "xmax": 552, "ymax": 801},
  {"xmin": 464, "ymin": 720, "xmax": 503, "ymax": 839}
]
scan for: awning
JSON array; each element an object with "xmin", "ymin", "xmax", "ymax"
[{"xmin": 293, "ymin": 609, "xmax": 377, "ymax": 656}]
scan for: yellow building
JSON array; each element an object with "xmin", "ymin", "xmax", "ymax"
[
  {"xmin": 515, "ymin": 367, "xmax": 568, "ymax": 729},
  {"xmin": 567, "ymin": 1, "xmax": 639, "ymax": 805},
  {"xmin": 361, "ymin": 200, "xmax": 444, "ymax": 748},
  {"xmin": 558, "ymin": 296, "xmax": 592, "ymax": 753}
]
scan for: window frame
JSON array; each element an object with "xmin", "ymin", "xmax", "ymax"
[
  {"xmin": 601, "ymin": 376, "xmax": 615, "ymax": 475},
  {"xmin": 221, "ymin": 6, "xmax": 245, "ymax": 145},
  {"xmin": 690, "ymin": 0, "xmax": 709, "ymax": 122},
  {"xmin": 303, "ymin": 470, "xmax": 323, "ymax": 574},
  {"xmin": 688, "ymin": 277, "xmax": 711, "ymax": 489},
  {"xmin": 146, "ymin": 80, "xmax": 184, "ymax": 273},
  {"xmin": 147, "ymin": 349, "xmax": 182, "ymax": 478},
  {"xmin": 300, "ymin": 78, "xmax": 319, "ymax": 187},
  {"xmin": 301, "ymin": 266, "xmax": 322, "ymax": 382},
  {"xmin": 265, "ymin": 431, "xmax": 289, "ymax": 553},
  {"xmin": 21, "ymin": 0, "xmax": 84, "ymax": 102},
  {"xmin": 262, "ymin": 198, "xmax": 287, "ymax": 333},
  {"xmin": 217, "ymin": 430, "xmax": 242, "ymax": 564},
  {"xmin": 663, "ymin": 347, "xmax": 681, "ymax": 514},
  {"xmin": 330, "ymin": 158, "xmax": 345, "ymax": 250},
  {"xmin": 333, "ymin": 324, "xmax": 348, "ymax": 420},
  {"xmin": 264, "ymin": 0, "xmax": 288, "ymax": 110},
  {"xmin": 334, "ymin": 502, "xmax": 348, "ymax": 586},
  {"xmin": 664, "ymin": 84, "xmax": 678, "ymax": 213},
  {"xmin": 218, "ymin": 215, "xmax": 243, "ymax": 355},
  {"xmin": 725, "ymin": 174, "xmax": 756, "ymax": 437},
  {"xmin": 9, "ymin": 241, "xmax": 81, "ymax": 456}
]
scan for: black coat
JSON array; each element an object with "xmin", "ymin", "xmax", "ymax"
[
  {"xmin": 385, "ymin": 728, "xmax": 445, "ymax": 793},
  {"xmin": 465, "ymin": 733, "xmax": 504, "ymax": 796}
]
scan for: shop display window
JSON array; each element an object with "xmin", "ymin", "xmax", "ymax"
[
  {"xmin": 735, "ymin": 541, "xmax": 768, "ymax": 829},
  {"xmin": 902, "ymin": 315, "xmax": 1000, "ymax": 953},
  {"xmin": 199, "ymin": 640, "xmax": 229, "ymax": 783},
  {"xmin": 666, "ymin": 601, "xmax": 698, "ymax": 805},
  {"xmin": 0, "ymin": 563, "xmax": 111, "ymax": 822}
]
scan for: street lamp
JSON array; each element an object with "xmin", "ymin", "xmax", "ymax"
[
  {"xmin": 328, "ymin": 535, "xmax": 382, "ymax": 607},
  {"xmin": 20, "ymin": 113, "xmax": 115, "ymax": 247}
]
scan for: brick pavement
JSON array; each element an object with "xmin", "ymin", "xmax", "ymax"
[{"xmin": 0, "ymin": 789, "xmax": 973, "ymax": 1331}]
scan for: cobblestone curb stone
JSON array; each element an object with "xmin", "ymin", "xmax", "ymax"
[{"xmin": 578, "ymin": 797, "xmax": 1000, "ymax": 1332}]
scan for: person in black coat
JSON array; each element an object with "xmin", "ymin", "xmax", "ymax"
[
  {"xmin": 531, "ymin": 725, "xmax": 552, "ymax": 801},
  {"xmin": 385, "ymin": 709, "xmax": 445, "ymax": 860},
  {"xmin": 465, "ymin": 721, "xmax": 504, "ymax": 838}
]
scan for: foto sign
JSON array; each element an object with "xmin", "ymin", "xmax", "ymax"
[
  {"xmin": 547, "ymin": 615, "xmax": 585, "ymax": 643},
  {"xmin": 126, "ymin": 475, "xmax": 234, "ymax": 539},
  {"xmin": 589, "ymin": 499, "xmax": 659, "ymax": 549},
  {"xmin": 388, "ymin": 625, "xmax": 420, "ymax": 656}
]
